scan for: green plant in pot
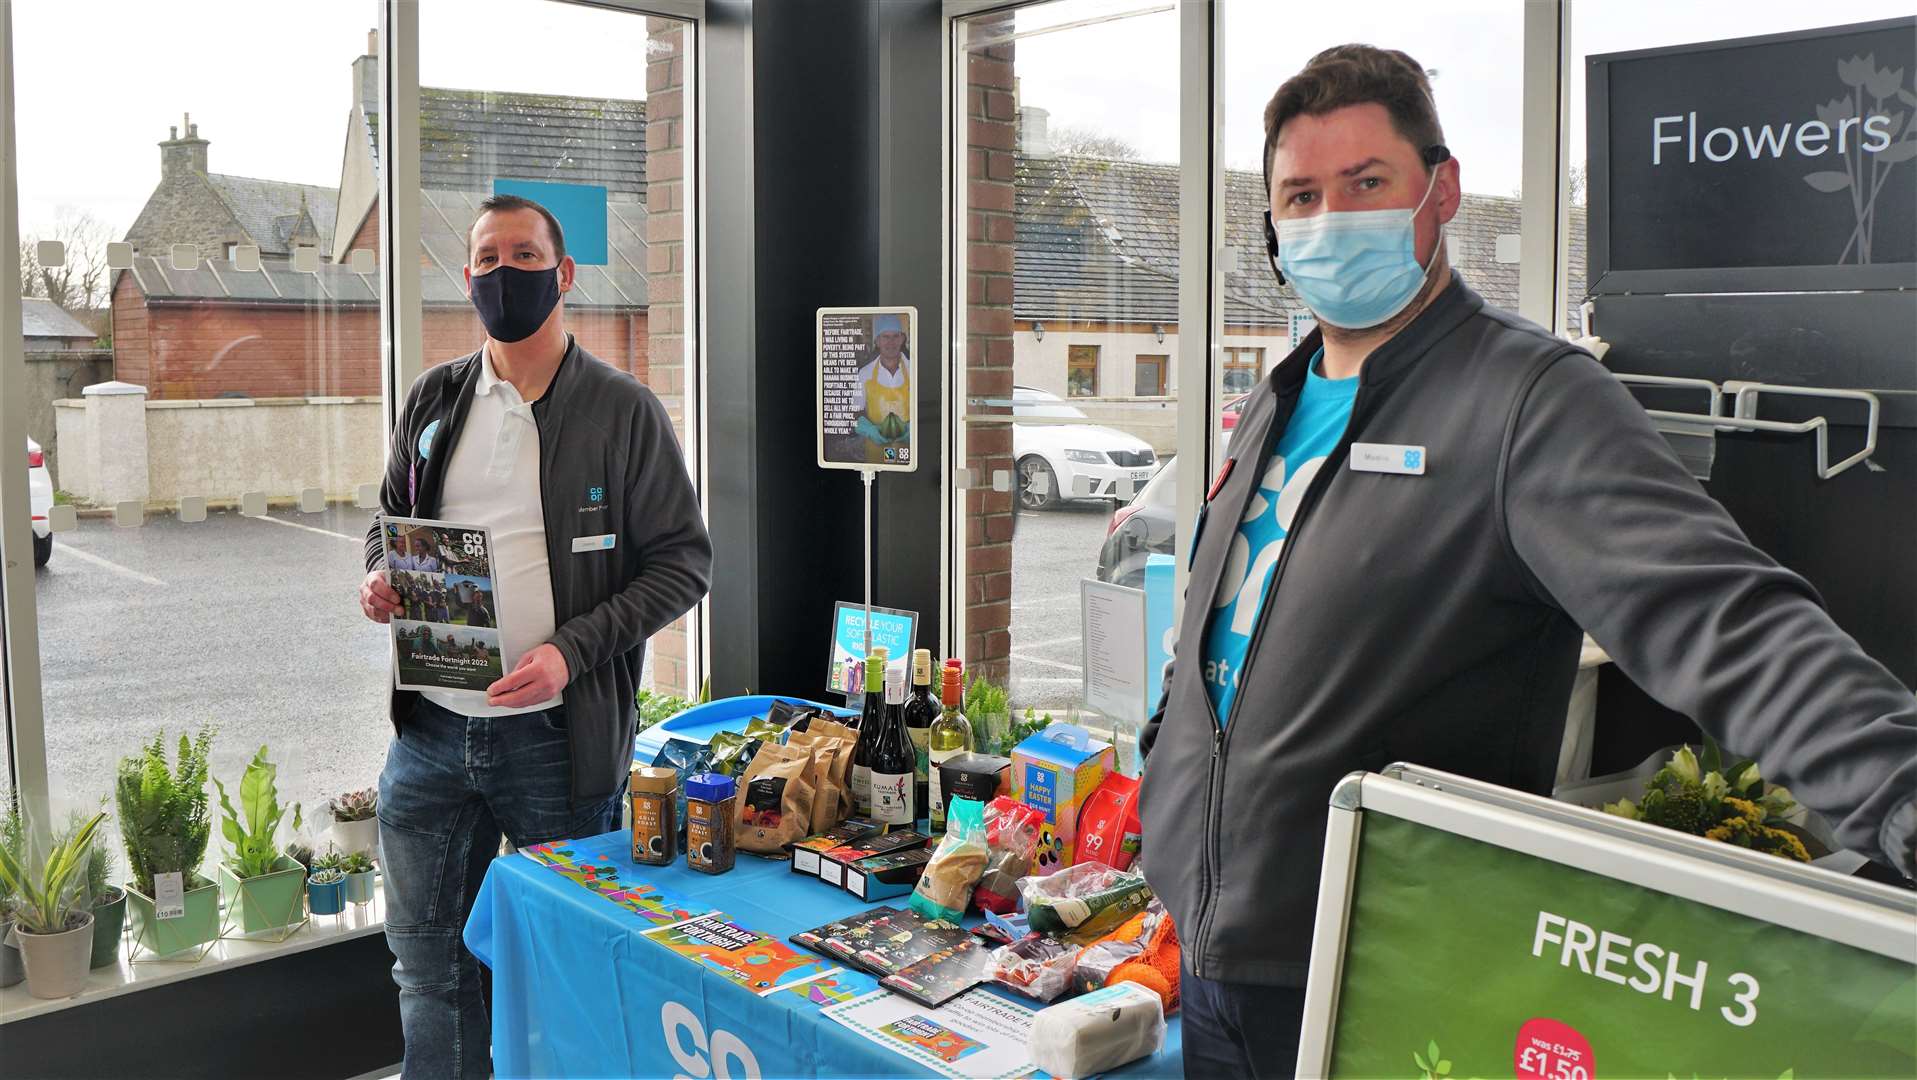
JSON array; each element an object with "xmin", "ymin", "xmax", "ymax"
[
  {"xmin": 306, "ymin": 847, "xmax": 347, "ymax": 917},
  {"xmin": 80, "ymin": 819, "xmax": 126, "ymax": 970},
  {"xmin": 117, "ymin": 727, "xmax": 221, "ymax": 960},
  {"xmin": 213, "ymin": 746, "xmax": 306, "ymax": 939},
  {"xmin": 0, "ymin": 811, "xmax": 106, "ymax": 999},
  {"xmin": 327, "ymin": 787, "xmax": 379, "ymax": 858},
  {"xmin": 340, "ymin": 850, "xmax": 378, "ymax": 905},
  {"xmin": 0, "ymin": 793, "xmax": 26, "ymax": 988}
]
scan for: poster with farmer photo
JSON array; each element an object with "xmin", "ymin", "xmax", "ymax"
[
  {"xmin": 382, "ymin": 516, "xmax": 506, "ymax": 692},
  {"xmin": 817, "ymin": 306, "xmax": 919, "ymax": 473}
]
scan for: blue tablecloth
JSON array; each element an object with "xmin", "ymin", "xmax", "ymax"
[{"xmin": 466, "ymin": 829, "xmax": 1183, "ymax": 1078}]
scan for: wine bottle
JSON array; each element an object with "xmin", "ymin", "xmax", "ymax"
[
  {"xmin": 927, "ymin": 661, "xmax": 973, "ymax": 831},
  {"xmin": 902, "ymin": 649, "xmax": 941, "ymax": 818},
  {"xmin": 852, "ymin": 648, "xmax": 886, "ymax": 817},
  {"xmin": 871, "ymin": 662, "xmax": 917, "ymax": 826}
]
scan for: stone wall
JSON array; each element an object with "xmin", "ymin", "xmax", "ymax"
[
  {"xmin": 54, "ymin": 391, "xmax": 383, "ymax": 508},
  {"xmin": 23, "ymin": 348, "xmax": 111, "ymax": 481}
]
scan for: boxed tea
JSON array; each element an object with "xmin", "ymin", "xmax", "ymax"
[
  {"xmin": 1011, "ymin": 724, "xmax": 1114, "ymax": 874},
  {"xmin": 936, "ymin": 752, "xmax": 1012, "ymax": 807},
  {"xmin": 844, "ymin": 847, "xmax": 933, "ymax": 901},
  {"xmin": 817, "ymin": 830, "xmax": 930, "ymax": 887},
  {"xmin": 787, "ymin": 817, "xmax": 887, "ymax": 876}
]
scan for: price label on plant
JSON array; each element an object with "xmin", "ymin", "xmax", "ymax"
[{"xmin": 155, "ymin": 871, "xmax": 186, "ymax": 920}]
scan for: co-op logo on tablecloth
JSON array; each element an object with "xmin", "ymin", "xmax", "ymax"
[{"xmin": 662, "ymin": 1001, "xmax": 762, "ymax": 1079}]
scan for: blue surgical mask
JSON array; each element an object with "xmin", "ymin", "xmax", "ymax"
[{"xmin": 1277, "ymin": 169, "xmax": 1441, "ymax": 330}]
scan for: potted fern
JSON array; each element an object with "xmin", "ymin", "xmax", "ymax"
[
  {"xmin": 340, "ymin": 850, "xmax": 378, "ymax": 905},
  {"xmin": 305, "ymin": 848, "xmax": 347, "ymax": 917},
  {"xmin": 327, "ymin": 787, "xmax": 379, "ymax": 857},
  {"xmin": 213, "ymin": 745, "xmax": 306, "ymax": 939},
  {"xmin": 0, "ymin": 811, "xmax": 106, "ymax": 999},
  {"xmin": 117, "ymin": 728, "xmax": 221, "ymax": 959}
]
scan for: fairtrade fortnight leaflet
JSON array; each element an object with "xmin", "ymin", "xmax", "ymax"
[
  {"xmin": 824, "ymin": 988, "xmax": 1040, "ymax": 1080},
  {"xmin": 643, "ymin": 913, "xmax": 844, "ymax": 996},
  {"xmin": 382, "ymin": 516, "xmax": 506, "ymax": 693}
]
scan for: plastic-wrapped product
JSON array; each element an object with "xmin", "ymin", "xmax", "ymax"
[
  {"xmin": 908, "ymin": 797, "xmax": 989, "ymax": 922},
  {"xmin": 1028, "ymin": 983, "xmax": 1166, "ymax": 1079},
  {"xmin": 1018, "ymin": 862, "xmax": 1154, "ymax": 939},
  {"xmin": 986, "ymin": 932, "xmax": 1078, "ymax": 1002},
  {"xmin": 975, "ymin": 797, "xmax": 1044, "ymax": 915}
]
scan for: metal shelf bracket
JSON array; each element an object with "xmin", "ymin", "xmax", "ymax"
[{"xmin": 1615, "ymin": 374, "xmax": 1881, "ymax": 480}]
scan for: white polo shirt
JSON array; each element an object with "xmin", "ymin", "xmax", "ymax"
[{"xmin": 425, "ymin": 345, "xmax": 563, "ymax": 717}]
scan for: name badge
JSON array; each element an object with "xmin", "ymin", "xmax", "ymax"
[
  {"xmin": 1349, "ymin": 443, "xmax": 1427, "ymax": 475},
  {"xmin": 572, "ymin": 534, "xmax": 616, "ymax": 553}
]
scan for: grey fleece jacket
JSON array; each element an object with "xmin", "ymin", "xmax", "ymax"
[
  {"xmin": 1138, "ymin": 274, "xmax": 1916, "ymax": 987},
  {"xmin": 364, "ymin": 336, "xmax": 711, "ymax": 806}
]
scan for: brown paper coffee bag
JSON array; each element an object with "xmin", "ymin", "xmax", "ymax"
[{"xmin": 735, "ymin": 741, "xmax": 817, "ymax": 854}]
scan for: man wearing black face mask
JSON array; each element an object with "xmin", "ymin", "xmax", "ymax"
[{"xmin": 356, "ymin": 193, "xmax": 711, "ymax": 1078}]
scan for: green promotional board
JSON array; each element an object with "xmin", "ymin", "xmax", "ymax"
[{"xmin": 1328, "ymin": 814, "xmax": 1916, "ymax": 1079}]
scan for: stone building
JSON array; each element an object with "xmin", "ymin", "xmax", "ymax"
[{"xmin": 110, "ymin": 37, "xmax": 651, "ymax": 400}]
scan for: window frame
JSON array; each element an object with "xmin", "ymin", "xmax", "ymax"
[
  {"xmin": 940, "ymin": 0, "xmax": 1571, "ymax": 676},
  {"xmin": 0, "ymin": 0, "xmax": 712, "ymax": 827},
  {"xmin": 1066, "ymin": 343, "xmax": 1101, "ymax": 397}
]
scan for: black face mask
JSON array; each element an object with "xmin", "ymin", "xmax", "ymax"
[{"xmin": 468, "ymin": 264, "xmax": 560, "ymax": 343}]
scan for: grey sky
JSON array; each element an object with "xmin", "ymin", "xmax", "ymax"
[{"xmin": 10, "ymin": 0, "xmax": 1910, "ymax": 242}]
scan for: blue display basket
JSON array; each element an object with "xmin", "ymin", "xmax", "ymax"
[{"xmin": 632, "ymin": 694, "xmax": 858, "ymax": 765}]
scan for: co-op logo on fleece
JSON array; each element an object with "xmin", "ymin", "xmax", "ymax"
[{"xmin": 661, "ymin": 1001, "xmax": 761, "ymax": 1079}]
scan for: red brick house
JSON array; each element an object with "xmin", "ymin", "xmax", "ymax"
[{"xmin": 112, "ymin": 42, "xmax": 650, "ymax": 400}]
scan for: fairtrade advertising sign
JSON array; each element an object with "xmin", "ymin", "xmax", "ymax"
[
  {"xmin": 817, "ymin": 307, "xmax": 920, "ymax": 473},
  {"xmin": 1589, "ymin": 17, "xmax": 1916, "ymax": 291},
  {"xmin": 1326, "ymin": 814, "xmax": 1915, "ymax": 1079}
]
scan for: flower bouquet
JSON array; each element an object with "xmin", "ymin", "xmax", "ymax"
[{"xmin": 1601, "ymin": 737, "xmax": 1810, "ymax": 862}]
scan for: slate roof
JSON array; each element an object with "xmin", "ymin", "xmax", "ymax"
[
  {"xmin": 1016, "ymin": 153, "xmax": 1589, "ymax": 333},
  {"xmin": 20, "ymin": 297, "xmax": 98, "ymax": 341},
  {"xmin": 206, "ymin": 174, "xmax": 340, "ymax": 257},
  {"xmin": 366, "ymin": 87, "xmax": 647, "ymax": 199},
  {"xmin": 124, "ymin": 189, "xmax": 647, "ymax": 310},
  {"xmin": 124, "ymin": 85, "xmax": 651, "ymax": 307}
]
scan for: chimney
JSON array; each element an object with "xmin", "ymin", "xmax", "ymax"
[
  {"xmin": 1020, "ymin": 106, "xmax": 1052, "ymax": 158},
  {"xmin": 353, "ymin": 29, "xmax": 379, "ymax": 115},
  {"xmin": 160, "ymin": 112, "xmax": 209, "ymax": 178}
]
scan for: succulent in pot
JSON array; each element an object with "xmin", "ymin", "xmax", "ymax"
[
  {"xmin": 340, "ymin": 850, "xmax": 378, "ymax": 905},
  {"xmin": 327, "ymin": 787, "xmax": 380, "ymax": 857}
]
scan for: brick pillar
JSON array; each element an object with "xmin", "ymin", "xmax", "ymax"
[
  {"xmin": 646, "ymin": 16, "xmax": 694, "ymax": 699},
  {"xmin": 964, "ymin": 23, "xmax": 1017, "ymax": 687}
]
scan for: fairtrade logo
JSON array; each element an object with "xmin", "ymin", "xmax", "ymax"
[
  {"xmin": 1403, "ymin": 448, "xmax": 1423, "ymax": 471},
  {"xmin": 662, "ymin": 1001, "xmax": 761, "ymax": 1079},
  {"xmin": 589, "ymin": 486, "xmax": 605, "ymax": 503},
  {"xmin": 418, "ymin": 419, "xmax": 440, "ymax": 460}
]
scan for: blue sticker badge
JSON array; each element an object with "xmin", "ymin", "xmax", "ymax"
[
  {"xmin": 588, "ymin": 486, "xmax": 605, "ymax": 504},
  {"xmin": 418, "ymin": 419, "xmax": 440, "ymax": 460}
]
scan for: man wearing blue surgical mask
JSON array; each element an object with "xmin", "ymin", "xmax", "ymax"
[
  {"xmin": 1139, "ymin": 44, "xmax": 1915, "ymax": 1078},
  {"xmin": 356, "ymin": 193, "xmax": 711, "ymax": 1077}
]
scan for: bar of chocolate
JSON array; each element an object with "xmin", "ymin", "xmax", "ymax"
[
  {"xmin": 786, "ymin": 817, "xmax": 887, "ymax": 876},
  {"xmin": 844, "ymin": 847, "xmax": 933, "ymax": 901}
]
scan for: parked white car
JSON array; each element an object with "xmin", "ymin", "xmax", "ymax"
[
  {"xmin": 28, "ymin": 437, "xmax": 53, "ymax": 566},
  {"xmin": 1012, "ymin": 386, "xmax": 1158, "ymax": 510}
]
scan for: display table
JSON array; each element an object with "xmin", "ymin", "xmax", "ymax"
[{"xmin": 466, "ymin": 829, "xmax": 1183, "ymax": 1078}]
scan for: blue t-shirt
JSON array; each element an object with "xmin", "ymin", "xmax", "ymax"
[{"xmin": 1202, "ymin": 353, "xmax": 1358, "ymax": 723}]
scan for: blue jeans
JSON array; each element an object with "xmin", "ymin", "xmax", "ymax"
[
  {"xmin": 379, "ymin": 697, "xmax": 623, "ymax": 1080},
  {"xmin": 1180, "ymin": 966, "xmax": 1309, "ymax": 1079}
]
